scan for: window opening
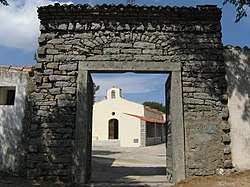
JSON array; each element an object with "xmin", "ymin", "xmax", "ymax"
[
  {"xmin": 0, "ymin": 86, "xmax": 16, "ymax": 105},
  {"xmin": 111, "ymin": 90, "xmax": 116, "ymax": 99}
]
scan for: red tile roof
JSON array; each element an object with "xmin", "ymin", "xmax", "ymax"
[
  {"xmin": 0, "ymin": 65, "xmax": 33, "ymax": 72},
  {"xmin": 124, "ymin": 113, "xmax": 165, "ymax": 124}
]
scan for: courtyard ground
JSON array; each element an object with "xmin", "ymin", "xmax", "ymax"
[
  {"xmin": 0, "ymin": 143, "xmax": 250, "ymax": 186},
  {"xmin": 89, "ymin": 143, "xmax": 169, "ymax": 186}
]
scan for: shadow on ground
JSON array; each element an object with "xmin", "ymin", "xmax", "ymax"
[{"xmin": 89, "ymin": 148, "xmax": 168, "ymax": 186}]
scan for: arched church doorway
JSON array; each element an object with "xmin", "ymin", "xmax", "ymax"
[{"xmin": 108, "ymin": 119, "xmax": 119, "ymax": 139}]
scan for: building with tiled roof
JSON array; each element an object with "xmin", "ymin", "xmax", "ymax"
[
  {"xmin": 92, "ymin": 87, "xmax": 166, "ymax": 147},
  {"xmin": 0, "ymin": 65, "xmax": 33, "ymax": 175}
]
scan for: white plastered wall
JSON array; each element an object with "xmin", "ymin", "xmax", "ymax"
[
  {"xmin": 224, "ymin": 46, "xmax": 250, "ymax": 170},
  {"xmin": 0, "ymin": 69, "xmax": 29, "ymax": 175}
]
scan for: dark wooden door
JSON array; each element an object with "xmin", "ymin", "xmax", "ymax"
[
  {"xmin": 109, "ymin": 120, "xmax": 115, "ymax": 139},
  {"xmin": 109, "ymin": 119, "xmax": 118, "ymax": 139}
]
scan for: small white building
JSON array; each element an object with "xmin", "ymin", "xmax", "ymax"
[{"xmin": 92, "ymin": 87, "xmax": 166, "ymax": 147}]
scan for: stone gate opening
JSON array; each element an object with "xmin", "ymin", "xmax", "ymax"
[
  {"xmin": 76, "ymin": 69, "xmax": 183, "ymax": 184},
  {"xmin": 27, "ymin": 4, "xmax": 228, "ymax": 185},
  {"xmin": 89, "ymin": 72, "xmax": 170, "ymax": 184}
]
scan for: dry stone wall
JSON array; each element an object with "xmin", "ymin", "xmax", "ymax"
[{"xmin": 26, "ymin": 3, "xmax": 228, "ymax": 183}]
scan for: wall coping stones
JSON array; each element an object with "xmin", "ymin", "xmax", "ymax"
[
  {"xmin": 38, "ymin": 4, "xmax": 221, "ymax": 32},
  {"xmin": 38, "ymin": 3, "xmax": 219, "ymax": 14}
]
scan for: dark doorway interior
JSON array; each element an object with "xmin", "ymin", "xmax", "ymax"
[{"xmin": 108, "ymin": 119, "xmax": 119, "ymax": 139}]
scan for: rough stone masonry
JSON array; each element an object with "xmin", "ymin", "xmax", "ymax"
[{"xmin": 24, "ymin": 3, "xmax": 230, "ymax": 184}]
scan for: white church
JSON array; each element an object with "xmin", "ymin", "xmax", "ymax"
[{"xmin": 92, "ymin": 87, "xmax": 166, "ymax": 147}]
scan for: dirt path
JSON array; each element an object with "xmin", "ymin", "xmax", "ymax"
[
  {"xmin": 172, "ymin": 171, "xmax": 250, "ymax": 187},
  {"xmin": 1, "ymin": 170, "xmax": 250, "ymax": 186}
]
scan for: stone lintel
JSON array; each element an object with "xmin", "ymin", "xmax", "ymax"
[{"xmin": 79, "ymin": 61, "xmax": 181, "ymax": 73}]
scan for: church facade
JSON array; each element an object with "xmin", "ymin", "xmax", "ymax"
[{"xmin": 92, "ymin": 87, "xmax": 166, "ymax": 147}]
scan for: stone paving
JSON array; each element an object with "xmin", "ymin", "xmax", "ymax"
[{"xmin": 87, "ymin": 143, "xmax": 172, "ymax": 186}]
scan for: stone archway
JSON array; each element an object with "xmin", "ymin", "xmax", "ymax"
[{"xmin": 27, "ymin": 3, "xmax": 229, "ymax": 185}]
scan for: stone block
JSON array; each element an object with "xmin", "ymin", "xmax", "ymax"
[
  {"xmin": 134, "ymin": 42, "xmax": 155, "ymax": 49},
  {"xmin": 183, "ymin": 87, "xmax": 205, "ymax": 93},
  {"xmin": 51, "ymin": 154, "xmax": 71, "ymax": 163},
  {"xmin": 59, "ymin": 64, "xmax": 77, "ymax": 71},
  {"xmin": 111, "ymin": 54, "xmax": 133, "ymax": 61},
  {"xmin": 221, "ymin": 122, "xmax": 230, "ymax": 132},
  {"xmin": 73, "ymin": 46, "xmax": 89, "ymax": 54},
  {"xmin": 55, "ymin": 81, "xmax": 71, "ymax": 87},
  {"xmin": 134, "ymin": 55, "xmax": 152, "ymax": 61},
  {"xmin": 62, "ymin": 87, "xmax": 76, "ymax": 94},
  {"xmin": 41, "ymin": 123, "xmax": 64, "ymax": 128},
  {"xmin": 54, "ymin": 70, "xmax": 67, "ymax": 75},
  {"xmin": 65, "ymin": 39, "xmax": 81, "ymax": 45},
  {"xmin": 54, "ymin": 55, "xmax": 86, "ymax": 61},
  {"xmin": 38, "ymin": 83, "xmax": 52, "ymax": 89},
  {"xmin": 44, "ymin": 69, "xmax": 53, "ymax": 75},
  {"xmin": 224, "ymin": 146, "xmax": 231, "ymax": 154},
  {"xmin": 58, "ymin": 100, "xmax": 76, "ymax": 107},
  {"xmin": 37, "ymin": 55, "xmax": 53, "ymax": 62},
  {"xmin": 34, "ymin": 75, "xmax": 43, "ymax": 83},
  {"xmin": 68, "ymin": 22, "xmax": 74, "ymax": 30},
  {"xmin": 224, "ymin": 160, "xmax": 233, "ymax": 168},
  {"xmin": 55, "ymin": 44, "xmax": 72, "ymax": 51},
  {"xmin": 49, "ymin": 75, "xmax": 72, "ymax": 81},
  {"xmin": 221, "ymin": 106, "xmax": 229, "ymax": 120},
  {"xmin": 74, "ymin": 33, "xmax": 93, "ymax": 39},
  {"xmin": 87, "ymin": 55, "xmax": 111, "ymax": 61},
  {"xmin": 49, "ymin": 88, "xmax": 61, "ymax": 95},
  {"xmin": 193, "ymin": 93, "xmax": 212, "ymax": 100},
  {"xmin": 55, "ymin": 94, "xmax": 72, "ymax": 100},
  {"xmin": 28, "ymin": 145, "xmax": 38, "ymax": 152},
  {"xmin": 110, "ymin": 43, "xmax": 132, "ymax": 48},
  {"xmin": 121, "ymin": 49, "xmax": 142, "ymax": 54},
  {"xmin": 37, "ymin": 110, "xmax": 52, "ymax": 117},
  {"xmin": 57, "ymin": 23, "xmax": 68, "ymax": 30},
  {"xmin": 34, "ymin": 63, "xmax": 43, "ymax": 69},
  {"xmin": 222, "ymin": 134, "xmax": 231, "ymax": 144},
  {"xmin": 103, "ymin": 48, "xmax": 120, "ymax": 54},
  {"xmin": 56, "ymin": 127, "xmax": 73, "ymax": 134},
  {"xmin": 143, "ymin": 49, "xmax": 163, "ymax": 55},
  {"xmin": 47, "ymin": 63, "xmax": 58, "ymax": 69},
  {"xmin": 48, "ymin": 39, "xmax": 64, "ymax": 44},
  {"xmin": 37, "ymin": 47, "xmax": 46, "ymax": 55},
  {"xmin": 43, "ymin": 76, "xmax": 49, "ymax": 83},
  {"xmin": 83, "ymin": 39, "xmax": 95, "ymax": 48},
  {"xmin": 184, "ymin": 98, "xmax": 204, "ymax": 105},
  {"xmin": 46, "ymin": 49, "xmax": 59, "ymax": 55},
  {"xmin": 30, "ymin": 93, "xmax": 44, "ymax": 101},
  {"xmin": 36, "ymin": 101, "xmax": 56, "ymax": 106}
]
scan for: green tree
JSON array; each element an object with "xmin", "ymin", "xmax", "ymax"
[
  {"xmin": 223, "ymin": 0, "xmax": 250, "ymax": 22},
  {"xmin": 93, "ymin": 83, "xmax": 100, "ymax": 102},
  {"xmin": 0, "ymin": 0, "xmax": 9, "ymax": 6},
  {"xmin": 143, "ymin": 101, "xmax": 166, "ymax": 113}
]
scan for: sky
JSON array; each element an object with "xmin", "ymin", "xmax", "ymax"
[{"xmin": 0, "ymin": 0, "xmax": 249, "ymax": 104}]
